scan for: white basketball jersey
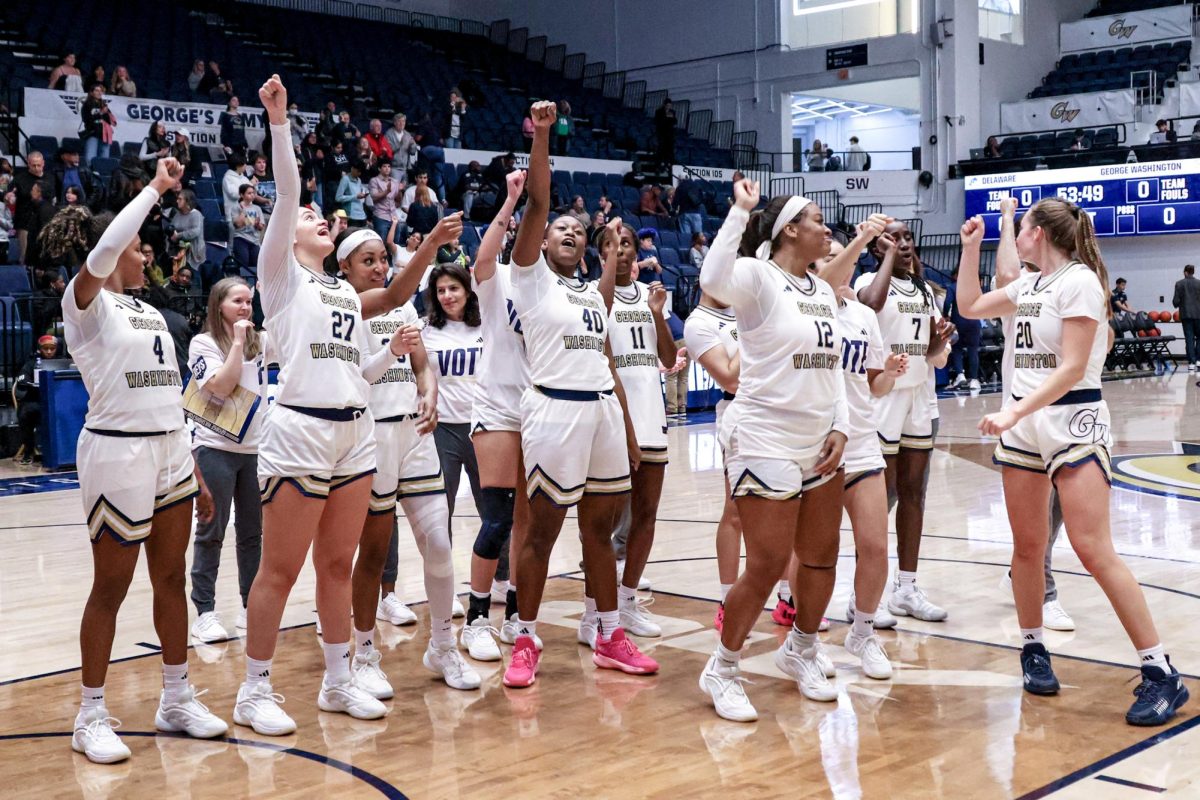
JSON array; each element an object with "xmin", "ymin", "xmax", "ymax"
[
  {"xmin": 999, "ymin": 264, "xmax": 1032, "ymax": 402},
  {"xmin": 421, "ymin": 319, "xmax": 484, "ymax": 424},
  {"xmin": 473, "ymin": 263, "xmax": 529, "ymax": 403},
  {"xmin": 63, "ymin": 283, "xmax": 185, "ymax": 432},
  {"xmin": 1003, "ymin": 261, "xmax": 1108, "ymax": 398},
  {"xmin": 684, "ymin": 303, "xmax": 738, "ymax": 422},
  {"xmin": 364, "ymin": 302, "xmax": 420, "ymax": 418},
  {"xmin": 837, "ymin": 299, "xmax": 886, "ymax": 444},
  {"xmin": 609, "ymin": 282, "xmax": 665, "ymax": 421},
  {"xmin": 265, "ymin": 267, "xmax": 370, "ymax": 408},
  {"xmin": 511, "ymin": 253, "xmax": 613, "ymax": 391},
  {"xmin": 853, "ymin": 273, "xmax": 941, "ymax": 389}
]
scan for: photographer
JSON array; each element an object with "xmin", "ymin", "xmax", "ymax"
[{"xmin": 79, "ymin": 84, "xmax": 115, "ymax": 168}]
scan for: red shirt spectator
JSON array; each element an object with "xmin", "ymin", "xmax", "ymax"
[{"xmin": 364, "ymin": 119, "xmax": 394, "ymax": 163}]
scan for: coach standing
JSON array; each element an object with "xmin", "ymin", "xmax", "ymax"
[{"xmin": 1173, "ymin": 264, "xmax": 1200, "ymax": 371}]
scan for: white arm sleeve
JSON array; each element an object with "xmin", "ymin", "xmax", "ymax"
[
  {"xmin": 698, "ymin": 206, "xmax": 755, "ymax": 308},
  {"xmin": 258, "ymin": 122, "xmax": 301, "ymax": 318},
  {"xmin": 86, "ymin": 185, "xmax": 160, "ymax": 279},
  {"xmin": 361, "ymin": 340, "xmax": 397, "ymax": 384}
]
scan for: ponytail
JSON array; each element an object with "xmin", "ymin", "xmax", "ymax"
[
  {"xmin": 738, "ymin": 209, "xmax": 770, "ymax": 258},
  {"xmin": 1026, "ymin": 197, "xmax": 1112, "ymax": 318},
  {"xmin": 1074, "ymin": 209, "xmax": 1111, "ymax": 318}
]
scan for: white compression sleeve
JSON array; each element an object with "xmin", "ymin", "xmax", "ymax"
[
  {"xmin": 400, "ymin": 493, "xmax": 455, "ymax": 647},
  {"xmin": 86, "ymin": 185, "xmax": 161, "ymax": 279}
]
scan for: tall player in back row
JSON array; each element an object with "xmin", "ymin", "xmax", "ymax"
[
  {"xmin": 957, "ymin": 199, "xmax": 1187, "ymax": 726},
  {"xmin": 60, "ymin": 157, "xmax": 226, "ymax": 763}
]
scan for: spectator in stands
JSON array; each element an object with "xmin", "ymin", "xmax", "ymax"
[
  {"xmin": 300, "ymin": 132, "xmax": 325, "ymax": 210},
  {"xmin": 655, "ymin": 98, "xmax": 677, "ymax": 167},
  {"xmin": 807, "ymin": 139, "xmax": 826, "ymax": 172},
  {"xmin": 945, "ymin": 268, "xmax": 981, "ymax": 390},
  {"xmin": 639, "ymin": 185, "xmax": 669, "ymax": 220},
  {"xmin": 325, "ymin": 139, "xmax": 351, "ymax": 206},
  {"xmin": 139, "ymin": 241, "xmax": 165, "ymax": 287},
  {"xmin": 170, "ymin": 189, "xmax": 206, "ymax": 276},
  {"xmin": 391, "ymin": 230, "xmax": 422, "ymax": 278},
  {"xmin": 566, "ymin": 195, "xmax": 591, "ymax": 228},
  {"xmin": 689, "ymin": 232, "xmax": 708, "ymax": 270},
  {"xmin": 664, "ymin": 186, "xmax": 681, "ymax": 217},
  {"xmin": 1191, "ymin": 121, "xmax": 1200, "ymax": 142},
  {"xmin": 336, "ymin": 161, "xmax": 369, "ymax": 227},
  {"xmin": 231, "ymin": 184, "xmax": 265, "ymax": 271},
  {"xmin": 13, "ymin": 335, "xmax": 60, "ymax": 464},
  {"xmin": 104, "ymin": 155, "xmax": 147, "ymax": 213},
  {"xmin": 14, "ymin": 152, "xmax": 52, "ymax": 265},
  {"xmin": 222, "ymin": 153, "xmax": 249, "ymax": 219},
  {"xmin": 172, "ymin": 128, "xmax": 199, "ymax": 187},
  {"xmin": 62, "ymin": 186, "xmax": 83, "ymax": 208},
  {"xmin": 405, "ymin": 185, "xmax": 442, "ymax": 236},
  {"xmin": 386, "ymin": 113, "xmax": 419, "ymax": 172},
  {"xmin": 288, "ymin": 102, "xmax": 307, "ymax": 149},
  {"xmin": 199, "ymin": 61, "xmax": 233, "ymax": 104},
  {"xmin": 141, "ymin": 121, "xmax": 172, "ymax": 174},
  {"xmin": 143, "ymin": 286, "xmax": 194, "ymax": 371},
  {"xmin": 364, "ymin": 119, "xmax": 393, "ymax": 165},
  {"xmin": 317, "ymin": 103, "xmax": 338, "ymax": 143},
  {"xmin": 436, "ymin": 236, "xmax": 469, "ymax": 269},
  {"xmin": 1173, "ymin": 264, "xmax": 1200, "ymax": 370},
  {"xmin": 1149, "ymin": 119, "xmax": 1176, "ymax": 145},
  {"xmin": 220, "ymin": 97, "xmax": 248, "ymax": 160},
  {"xmin": 414, "ymin": 113, "xmax": 447, "ymax": 202},
  {"xmin": 588, "ymin": 210, "xmax": 608, "ymax": 242},
  {"xmin": 48, "ymin": 53, "xmax": 82, "ymax": 92},
  {"xmin": 483, "ymin": 152, "xmax": 516, "ymax": 192},
  {"xmin": 250, "ymin": 152, "xmax": 273, "ymax": 184},
  {"xmin": 111, "ymin": 66, "xmax": 136, "ymax": 98},
  {"xmin": 984, "ymin": 135, "xmax": 1002, "ymax": 158},
  {"xmin": 443, "ymin": 89, "xmax": 468, "ymax": 148},
  {"xmin": 187, "ymin": 59, "xmax": 206, "ymax": 97},
  {"xmin": 676, "ymin": 178, "xmax": 704, "ymax": 238},
  {"xmin": 636, "ymin": 227, "xmax": 662, "ymax": 283},
  {"xmin": 79, "ymin": 83, "xmax": 115, "ymax": 168},
  {"xmin": 369, "ymin": 160, "xmax": 404, "ymax": 242},
  {"xmin": 452, "ymin": 160, "xmax": 484, "ymax": 220},
  {"xmin": 32, "ymin": 273, "xmax": 65, "ymax": 338},
  {"xmin": 825, "ymin": 146, "xmax": 842, "ymax": 172},
  {"xmin": 333, "ymin": 111, "xmax": 361, "ymax": 149},
  {"xmin": 847, "ymin": 136, "xmax": 868, "ymax": 170},
  {"xmin": 552, "ymin": 100, "xmax": 573, "ymax": 156},
  {"xmin": 52, "ymin": 144, "xmax": 92, "ymax": 207},
  {"xmin": 83, "ymin": 65, "xmax": 106, "ymax": 94},
  {"xmin": 162, "ymin": 264, "xmax": 199, "ymax": 313},
  {"xmin": 355, "ymin": 137, "xmax": 378, "ymax": 178},
  {"xmin": 1, "ymin": 190, "xmax": 15, "ymax": 260},
  {"xmin": 522, "ymin": 112, "xmax": 535, "ymax": 152},
  {"xmin": 597, "ymin": 194, "xmax": 614, "ymax": 217},
  {"xmin": 1111, "ymin": 277, "xmax": 1132, "ymax": 314},
  {"xmin": 1068, "ymin": 129, "xmax": 1090, "ymax": 152}
]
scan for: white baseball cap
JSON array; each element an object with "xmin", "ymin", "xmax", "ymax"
[{"xmin": 174, "ymin": 127, "xmax": 191, "ymax": 139}]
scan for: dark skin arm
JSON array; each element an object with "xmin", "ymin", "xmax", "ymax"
[
  {"xmin": 646, "ymin": 282, "xmax": 678, "ymax": 364},
  {"xmin": 360, "ymin": 213, "xmax": 462, "ymax": 319},
  {"xmin": 856, "ymin": 233, "xmax": 897, "ymax": 312},
  {"xmin": 511, "ymin": 100, "xmax": 557, "ymax": 268}
]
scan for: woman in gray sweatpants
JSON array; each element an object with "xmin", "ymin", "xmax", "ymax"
[{"xmin": 185, "ymin": 278, "xmax": 267, "ymax": 643}]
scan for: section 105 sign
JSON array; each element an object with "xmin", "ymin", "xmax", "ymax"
[{"xmin": 963, "ymin": 158, "xmax": 1200, "ymax": 239}]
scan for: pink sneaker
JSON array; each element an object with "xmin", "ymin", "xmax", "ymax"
[
  {"xmin": 714, "ymin": 603, "xmax": 725, "ymax": 633},
  {"xmin": 593, "ymin": 628, "xmax": 659, "ymax": 675},
  {"xmin": 771, "ymin": 598, "xmax": 796, "ymax": 627},
  {"xmin": 503, "ymin": 636, "xmax": 540, "ymax": 688}
]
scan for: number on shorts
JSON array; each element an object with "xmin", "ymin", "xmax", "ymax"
[
  {"xmin": 152, "ymin": 335, "xmax": 165, "ymax": 365},
  {"xmin": 331, "ymin": 311, "xmax": 356, "ymax": 342}
]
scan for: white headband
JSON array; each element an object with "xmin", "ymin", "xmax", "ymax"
[
  {"xmin": 756, "ymin": 195, "xmax": 814, "ymax": 261},
  {"xmin": 336, "ymin": 228, "xmax": 383, "ymax": 262}
]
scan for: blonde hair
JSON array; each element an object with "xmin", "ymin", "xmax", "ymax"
[
  {"xmin": 203, "ymin": 277, "xmax": 262, "ymax": 359},
  {"xmin": 416, "ymin": 186, "xmax": 432, "ymax": 206},
  {"xmin": 1024, "ymin": 198, "xmax": 1111, "ymax": 317}
]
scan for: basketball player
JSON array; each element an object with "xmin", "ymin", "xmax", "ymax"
[
  {"xmin": 62, "ymin": 157, "xmax": 227, "ymax": 763},
  {"xmin": 854, "ymin": 221, "xmax": 955, "ymax": 621},
  {"xmin": 337, "ymin": 226, "xmax": 481, "ymax": 693},
  {"xmin": 502, "ymin": 101, "xmax": 658, "ymax": 688},
  {"xmin": 698, "ymin": 179, "xmax": 848, "ymax": 722},
  {"xmin": 683, "ymin": 289, "xmax": 741, "ymax": 631},
  {"xmin": 957, "ymin": 201, "xmax": 1188, "ymax": 726},
  {"xmin": 594, "ymin": 221, "xmax": 676, "ymax": 640},
  {"xmin": 187, "ymin": 277, "xmax": 267, "ymax": 644}
]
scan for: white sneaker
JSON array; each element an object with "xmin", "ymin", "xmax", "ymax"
[
  {"xmin": 577, "ymin": 612, "xmax": 599, "ymax": 649},
  {"xmin": 619, "ymin": 596, "xmax": 662, "ymax": 637},
  {"xmin": 968, "ymin": 379, "xmax": 982, "ymax": 391},
  {"xmin": 423, "ymin": 642, "xmax": 482, "ymax": 690},
  {"xmin": 500, "ymin": 614, "xmax": 544, "ymax": 650},
  {"xmin": 1042, "ymin": 599, "xmax": 1076, "ymax": 632},
  {"xmin": 460, "ymin": 618, "xmax": 502, "ymax": 661},
  {"xmin": 846, "ymin": 595, "xmax": 898, "ymax": 629},
  {"xmin": 887, "ymin": 582, "xmax": 948, "ymax": 622},
  {"xmin": 72, "ymin": 707, "xmax": 131, "ymax": 764},
  {"xmin": 815, "ymin": 642, "xmax": 836, "ymax": 678},
  {"xmin": 155, "ymin": 686, "xmax": 228, "ymax": 738},
  {"xmin": 452, "ymin": 597, "xmax": 466, "ymax": 619},
  {"xmin": 774, "ymin": 640, "xmax": 837, "ymax": 702},
  {"xmin": 234, "ymin": 683, "xmax": 297, "ymax": 736},
  {"xmin": 318, "ymin": 676, "xmax": 388, "ymax": 719},
  {"xmin": 818, "ymin": 617, "xmax": 830, "ymax": 632},
  {"xmin": 617, "ymin": 560, "xmax": 652, "ymax": 591},
  {"xmin": 351, "ymin": 650, "xmax": 394, "ymax": 700},
  {"xmin": 844, "ymin": 633, "xmax": 893, "ymax": 679},
  {"xmin": 376, "ymin": 593, "xmax": 417, "ymax": 626},
  {"xmin": 190, "ymin": 611, "xmax": 228, "ymax": 644},
  {"xmin": 235, "ymin": 608, "xmax": 247, "ymax": 631},
  {"xmin": 949, "ymin": 375, "xmax": 966, "ymax": 388},
  {"xmin": 699, "ymin": 656, "xmax": 757, "ymax": 722},
  {"xmin": 1188, "ymin": 364, "xmax": 1197, "ymax": 372},
  {"xmin": 998, "ymin": 570, "xmax": 1013, "ymax": 594}
]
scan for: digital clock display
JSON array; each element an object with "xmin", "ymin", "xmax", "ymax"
[{"xmin": 963, "ymin": 158, "xmax": 1200, "ymax": 239}]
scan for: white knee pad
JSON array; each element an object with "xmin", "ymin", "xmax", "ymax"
[{"xmin": 402, "ymin": 494, "xmax": 453, "ymax": 579}]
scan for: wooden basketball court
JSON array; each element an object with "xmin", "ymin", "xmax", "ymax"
[{"xmin": 2, "ymin": 373, "xmax": 1198, "ymax": 799}]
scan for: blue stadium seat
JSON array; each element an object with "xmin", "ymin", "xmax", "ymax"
[{"xmin": 0, "ymin": 265, "xmax": 32, "ymax": 295}]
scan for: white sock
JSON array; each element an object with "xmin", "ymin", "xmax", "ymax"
[
  {"xmin": 516, "ymin": 618, "xmax": 538, "ymax": 639},
  {"xmin": 354, "ymin": 626, "xmax": 376, "ymax": 655},
  {"xmin": 401, "ymin": 493, "xmax": 456, "ymax": 648},
  {"xmin": 492, "ymin": 579, "xmax": 509, "ymax": 594},
  {"xmin": 618, "ymin": 585, "xmax": 637, "ymax": 605},
  {"xmin": 584, "ymin": 594, "xmax": 598, "ymax": 616},
  {"xmin": 322, "ymin": 640, "xmax": 351, "ymax": 684},
  {"xmin": 470, "ymin": 589, "xmax": 489, "ymax": 600},
  {"xmin": 789, "ymin": 626, "xmax": 817, "ymax": 653},
  {"xmin": 1020, "ymin": 627, "xmax": 1043, "ymax": 646},
  {"xmin": 776, "ymin": 579, "xmax": 792, "ymax": 603},
  {"xmin": 597, "ymin": 609, "xmax": 620, "ymax": 641},
  {"xmin": 719, "ymin": 583, "xmax": 733, "ymax": 602},
  {"xmin": 80, "ymin": 684, "xmax": 105, "ymax": 712},
  {"xmin": 1138, "ymin": 643, "xmax": 1168, "ymax": 670},
  {"xmin": 715, "ymin": 643, "xmax": 741, "ymax": 670},
  {"xmin": 898, "ymin": 570, "xmax": 918, "ymax": 588},
  {"xmin": 161, "ymin": 661, "xmax": 189, "ymax": 702},
  {"xmin": 850, "ymin": 605, "xmax": 874, "ymax": 639},
  {"xmin": 246, "ymin": 656, "xmax": 272, "ymax": 687}
]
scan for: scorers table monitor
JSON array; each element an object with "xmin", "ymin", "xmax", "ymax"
[{"xmin": 963, "ymin": 158, "xmax": 1200, "ymax": 240}]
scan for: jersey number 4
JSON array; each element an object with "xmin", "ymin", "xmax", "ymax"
[
  {"xmin": 152, "ymin": 335, "xmax": 165, "ymax": 365},
  {"xmin": 331, "ymin": 311, "xmax": 356, "ymax": 342}
]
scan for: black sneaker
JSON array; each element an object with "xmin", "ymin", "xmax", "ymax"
[
  {"xmin": 1127, "ymin": 660, "xmax": 1190, "ymax": 726},
  {"xmin": 1020, "ymin": 643, "xmax": 1060, "ymax": 695}
]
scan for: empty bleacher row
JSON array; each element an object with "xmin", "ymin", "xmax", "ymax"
[
  {"xmin": 1087, "ymin": 0, "xmax": 1200, "ymax": 17},
  {"xmin": 1029, "ymin": 41, "xmax": 1191, "ymax": 99}
]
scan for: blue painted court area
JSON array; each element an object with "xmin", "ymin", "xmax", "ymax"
[{"xmin": 0, "ymin": 472, "xmax": 79, "ymax": 498}]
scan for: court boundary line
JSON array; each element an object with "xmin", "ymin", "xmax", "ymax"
[{"xmin": 0, "ymin": 730, "xmax": 408, "ymax": 799}]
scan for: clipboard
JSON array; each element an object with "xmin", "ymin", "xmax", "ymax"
[{"xmin": 182, "ymin": 377, "xmax": 261, "ymax": 444}]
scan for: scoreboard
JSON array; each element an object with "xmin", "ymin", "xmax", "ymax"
[{"xmin": 963, "ymin": 158, "xmax": 1200, "ymax": 240}]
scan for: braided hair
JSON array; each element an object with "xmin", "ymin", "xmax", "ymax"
[{"xmin": 38, "ymin": 205, "xmax": 112, "ymax": 261}]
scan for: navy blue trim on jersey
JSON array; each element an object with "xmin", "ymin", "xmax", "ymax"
[
  {"xmin": 376, "ymin": 413, "xmax": 421, "ymax": 423},
  {"xmin": 281, "ymin": 403, "xmax": 368, "ymax": 421},
  {"xmin": 534, "ymin": 385, "xmax": 614, "ymax": 401},
  {"xmin": 722, "ymin": 391, "xmax": 737, "ymax": 401},
  {"xmin": 1011, "ymin": 388, "xmax": 1102, "ymax": 406},
  {"xmin": 86, "ymin": 428, "xmax": 174, "ymax": 437},
  {"xmin": 991, "ymin": 453, "xmax": 1048, "ymax": 474},
  {"xmin": 845, "ymin": 467, "xmax": 884, "ymax": 490}
]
